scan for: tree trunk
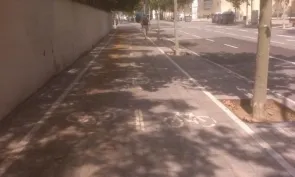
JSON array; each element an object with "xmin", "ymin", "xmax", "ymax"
[
  {"xmin": 250, "ymin": 0, "xmax": 253, "ymax": 23},
  {"xmin": 149, "ymin": 5, "xmax": 151, "ymax": 20},
  {"xmin": 174, "ymin": 0, "xmax": 179, "ymax": 55},
  {"xmin": 143, "ymin": 0, "xmax": 146, "ymax": 15},
  {"xmin": 157, "ymin": 6, "xmax": 160, "ymax": 40},
  {"xmin": 234, "ymin": 8, "xmax": 237, "ymax": 22},
  {"xmin": 282, "ymin": 7, "xmax": 286, "ymax": 29},
  {"xmin": 252, "ymin": 0, "xmax": 272, "ymax": 120},
  {"xmin": 246, "ymin": 1, "xmax": 249, "ymax": 25}
]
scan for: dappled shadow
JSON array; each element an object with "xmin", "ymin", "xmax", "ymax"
[
  {"xmin": 198, "ymin": 51, "xmax": 295, "ymax": 100},
  {"xmin": 285, "ymin": 29, "xmax": 295, "ymax": 35},
  {"xmin": 0, "ymin": 24, "xmax": 294, "ymax": 177}
]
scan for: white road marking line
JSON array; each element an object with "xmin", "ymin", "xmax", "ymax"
[
  {"xmin": 179, "ymin": 38, "xmax": 198, "ymax": 40},
  {"xmin": 135, "ymin": 109, "xmax": 145, "ymax": 131},
  {"xmin": 180, "ymin": 30, "xmax": 201, "ymax": 38},
  {"xmin": 242, "ymin": 36, "xmax": 256, "ymax": 39},
  {"xmin": 0, "ymin": 30, "xmax": 118, "ymax": 176},
  {"xmin": 215, "ymin": 30, "xmax": 224, "ymax": 33},
  {"xmin": 287, "ymin": 39, "xmax": 295, "ymax": 42},
  {"xmin": 270, "ymin": 56, "xmax": 295, "ymax": 65},
  {"xmin": 276, "ymin": 127, "xmax": 294, "ymax": 138},
  {"xmin": 206, "ymin": 39, "xmax": 215, "ymax": 42},
  {"xmin": 226, "ymin": 33, "xmax": 238, "ymax": 36},
  {"xmin": 239, "ymin": 29, "xmax": 248, "ymax": 32},
  {"xmin": 189, "ymin": 34, "xmax": 201, "ymax": 39},
  {"xmin": 224, "ymin": 44, "xmax": 238, "ymax": 48},
  {"xmin": 277, "ymin": 34, "xmax": 295, "ymax": 38},
  {"xmin": 146, "ymin": 34, "xmax": 295, "ymax": 177},
  {"xmin": 271, "ymin": 40, "xmax": 285, "ymax": 44}
]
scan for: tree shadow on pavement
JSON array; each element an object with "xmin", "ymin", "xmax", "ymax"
[
  {"xmin": 285, "ymin": 29, "xmax": 295, "ymax": 35},
  {"xmin": 0, "ymin": 25, "xmax": 294, "ymax": 177},
  {"xmin": 198, "ymin": 52, "xmax": 295, "ymax": 100}
]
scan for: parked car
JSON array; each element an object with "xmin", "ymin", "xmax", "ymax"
[
  {"xmin": 184, "ymin": 15, "xmax": 192, "ymax": 22},
  {"xmin": 221, "ymin": 11, "xmax": 235, "ymax": 24},
  {"xmin": 290, "ymin": 17, "xmax": 295, "ymax": 27},
  {"xmin": 212, "ymin": 11, "xmax": 235, "ymax": 24},
  {"xmin": 216, "ymin": 13, "xmax": 223, "ymax": 24},
  {"xmin": 212, "ymin": 12, "xmax": 221, "ymax": 23}
]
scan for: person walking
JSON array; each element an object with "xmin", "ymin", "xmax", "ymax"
[{"xmin": 141, "ymin": 15, "xmax": 150, "ymax": 39}]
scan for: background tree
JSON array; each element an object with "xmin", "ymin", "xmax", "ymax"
[
  {"xmin": 226, "ymin": 0, "xmax": 247, "ymax": 20},
  {"xmin": 149, "ymin": 0, "xmax": 162, "ymax": 39},
  {"xmin": 73, "ymin": 0, "xmax": 141, "ymax": 12},
  {"xmin": 275, "ymin": 0, "xmax": 290, "ymax": 28}
]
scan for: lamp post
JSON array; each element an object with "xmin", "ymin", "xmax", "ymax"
[{"xmin": 174, "ymin": 0, "xmax": 179, "ymax": 55}]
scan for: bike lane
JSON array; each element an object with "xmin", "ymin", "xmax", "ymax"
[{"xmin": 0, "ymin": 23, "xmax": 293, "ymax": 177}]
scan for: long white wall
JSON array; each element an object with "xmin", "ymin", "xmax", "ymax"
[{"xmin": 0, "ymin": 0, "xmax": 112, "ymax": 119}]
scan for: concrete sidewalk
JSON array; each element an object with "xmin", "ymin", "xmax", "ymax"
[{"xmin": 0, "ymin": 23, "xmax": 294, "ymax": 177}]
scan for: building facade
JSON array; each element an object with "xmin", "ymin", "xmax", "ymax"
[{"xmin": 197, "ymin": 0, "xmax": 260, "ymax": 19}]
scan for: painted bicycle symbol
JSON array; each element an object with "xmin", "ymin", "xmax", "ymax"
[
  {"xmin": 66, "ymin": 111, "xmax": 116, "ymax": 127},
  {"xmin": 171, "ymin": 77, "xmax": 197, "ymax": 87},
  {"xmin": 114, "ymin": 76, "xmax": 150, "ymax": 86},
  {"xmin": 163, "ymin": 112, "xmax": 216, "ymax": 128}
]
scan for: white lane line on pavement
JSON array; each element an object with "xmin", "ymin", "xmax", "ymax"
[
  {"xmin": 146, "ymin": 38, "xmax": 194, "ymax": 81},
  {"xmin": 277, "ymin": 34, "xmax": 295, "ymax": 38},
  {"xmin": 242, "ymin": 36, "xmax": 256, "ymax": 39},
  {"xmin": 147, "ymin": 36, "xmax": 295, "ymax": 177},
  {"xmin": 224, "ymin": 44, "xmax": 238, "ymax": 48},
  {"xmin": 225, "ymin": 33, "xmax": 238, "ymax": 36},
  {"xmin": 215, "ymin": 30, "xmax": 224, "ymax": 33},
  {"xmin": 271, "ymin": 40, "xmax": 285, "ymax": 44},
  {"xmin": 287, "ymin": 39, "xmax": 295, "ymax": 42},
  {"xmin": 239, "ymin": 29, "xmax": 248, "ymax": 32},
  {"xmin": 180, "ymin": 30, "xmax": 201, "ymax": 38},
  {"xmin": 0, "ymin": 30, "xmax": 118, "ymax": 176},
  {"xmin": 178, "ymin": 38, "xmax": 198, "ymax": 40},
  {"xmin": 206, "ymin": 39, "xmax": 215, "ymax": 42},
  {"xmin": 135, "ymin": 109, "xmax": 145, "ymax": 131},
  {"xmin": 270, "ymin": 56, "xmax": 295, "ymax": 65}
]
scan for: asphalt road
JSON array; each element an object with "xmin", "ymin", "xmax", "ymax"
[{"xmin": 149, "ymin": 20, "xmax": 295, "ymax": 109}]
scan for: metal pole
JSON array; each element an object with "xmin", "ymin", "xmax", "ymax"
[
  {"xmin": 246, "ymin": 0, "xmax": 249, "ymax": 25},
  {"xmin": 149, "ymin": 4, "xmax": 151, "ymax": 20},
  {"xmin": 174, "ymin": 0, "xmax": 179, "ymax": 55},
  {"xmin": 250, "ymin": 0, "xmax": 253, "ymax": 23},
  {"xmin": 144, "ymin": 0, "xmax": 146, "ymax": 15},
  {"xmin": 157, "ymin": 5, "xmax": 160, "ymax": 40}
]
